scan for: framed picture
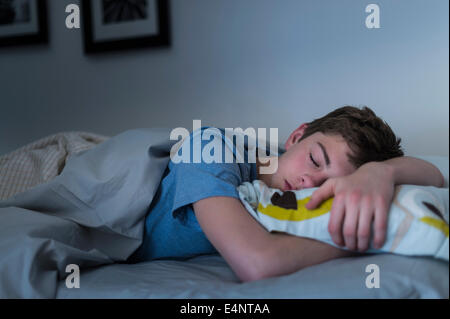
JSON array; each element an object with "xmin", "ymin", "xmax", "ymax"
[
  {"xmin": 0, "ymin": 0, "xmax": 48, "ymax": 47},
  {"xmin": 82, "ymin": 0, "xmax": 170, "ymax": 54}
]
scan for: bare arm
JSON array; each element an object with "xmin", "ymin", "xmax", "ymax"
[
  {"xmin": 306, "ymin": 155, "xmax": 445, "ymax": 252},
  {"xmin": 193, "ymin": 196, "xmax": 353, "ymax": 282},
  {"xmin": 385, "ymin": 156, "xmax": 444, "ymax": 187}
]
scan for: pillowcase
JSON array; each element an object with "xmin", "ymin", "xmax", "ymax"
[{"xmin": 238, "ymin": 180, "xmax": 449, "ymax": 261}]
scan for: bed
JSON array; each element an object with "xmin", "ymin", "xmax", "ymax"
[{"xmin": 0, "ymin": 129, "xmax": 448, "ymax": 298}]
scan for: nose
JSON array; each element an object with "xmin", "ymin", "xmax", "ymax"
[{"xmin": 298, "ymin": 175, "xmax": 315, "ymax": 189}]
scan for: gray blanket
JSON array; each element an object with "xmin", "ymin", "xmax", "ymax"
[{"xmin": 0, "ymin": 128, "xmax": 175, "ymax": 298}]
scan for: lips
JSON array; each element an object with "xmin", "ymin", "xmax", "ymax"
[{"xmin": 284, "ymin": 180, "xmax": 293, "ymax": 191}]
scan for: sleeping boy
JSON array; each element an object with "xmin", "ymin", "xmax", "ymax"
[{"xmin": 131, "ymin": 106, "xmax": 444, "ymax": 282}]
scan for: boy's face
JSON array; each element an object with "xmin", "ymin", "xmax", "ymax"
[{"xmin": 264, "ymin": 124, "xmax": 357, "ymax": 191}]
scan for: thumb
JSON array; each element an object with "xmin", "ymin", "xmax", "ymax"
[{"xmin": 306, "ymin": 179, "xmax": 334, "ymax": 209}]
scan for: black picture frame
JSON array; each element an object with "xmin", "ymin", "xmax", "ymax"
[
  {"xmin": 82, "ymin": 0, "xmax": 170, "ymax": 54},
  {"xmin": 0, "ymin": 0, "xmax": 48, "ymax": 47}
]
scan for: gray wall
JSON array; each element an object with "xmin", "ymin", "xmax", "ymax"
[{"xmin": 0, "ymin": 0, "xmax": 448, "ymax": 156}]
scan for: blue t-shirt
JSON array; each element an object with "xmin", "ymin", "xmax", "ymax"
[{"xmin": 132, "ymin": 127, "xmax": 259, "ymax": 261}]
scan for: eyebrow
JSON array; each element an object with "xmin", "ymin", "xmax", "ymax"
[{"xmin": 317, "ymin": 142, "xmax": 330, "ymax": 167}]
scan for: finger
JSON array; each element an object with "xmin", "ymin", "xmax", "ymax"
[
  {"xmin": 328, "ymin": 195, "xmax": 345, "ymax": 247},
  {"xmin": 373, "ymin": 201, "xmax": 388, "ymax": 249},
  {"xmin": 356, "ymin": 199, "xmax": 374, "ymax": 252},
  {"xmin": 306, "ymin": 179, "xmax": 334, "ymax": 210},
  {"xmin": 342, "ymin": 199, "xmax": 359, "ymax": 251}
]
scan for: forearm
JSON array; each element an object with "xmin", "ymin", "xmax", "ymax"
[
  {"xmin": 382, "ymin": 156, "xmax": 444, "ymax": 187},
  {"xmin": 194, "ymin": 196, "xmax": 354, "ymax": 282},
  {"xmin": 255, "ymin": 233, "xmax": 355, "ymax": 280}
]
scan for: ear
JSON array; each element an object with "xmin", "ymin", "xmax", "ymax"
[{"xmin": 285, "ymin": 123, "xmax": 308, "ymax": 150}]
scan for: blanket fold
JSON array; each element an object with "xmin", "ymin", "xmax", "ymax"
[
  {"xmin": 0, "ymin": 131, "xmax": 109, "ymax": 201},
  {"xmin": 0, "ymin": 129, "xmax": 176, "ymax": 298}
]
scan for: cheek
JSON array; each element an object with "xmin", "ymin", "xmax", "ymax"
[
  {"xmin": 285, "ymin": 156, "xmax": 304, "ymax": 174},
  {"xmin": 279, "ymin": 151, "xmax": 305, "ymax": 175},
  {"xmin": 275, "ymin": 158, "xmax": 288, "ymax": 177}
]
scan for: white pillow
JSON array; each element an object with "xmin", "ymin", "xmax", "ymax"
[{"xmin": 238, "ymin": 180, "xmax": 449, "ymax": 261}]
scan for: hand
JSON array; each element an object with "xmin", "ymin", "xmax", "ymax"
[{"xmin": 305, "ymin": 162, "xmax": 395, "ymax": 252}]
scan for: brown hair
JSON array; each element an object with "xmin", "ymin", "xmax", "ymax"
[{"xmin": 299, "ymin": 106, "xmax": 404, "ymax": 168}]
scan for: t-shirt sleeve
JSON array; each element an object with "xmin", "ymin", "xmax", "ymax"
[
  {"xmin": 170, "ymin": 160, "xmax": 244, "ymax": 217},
  {"xmin": 168, "ymin": 127, "xmax": 248, "ymax": 218}
]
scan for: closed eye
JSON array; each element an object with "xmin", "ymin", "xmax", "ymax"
[{"xmin": 310, "ymin": 153, "xmax": 319, "ymax": 168}]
